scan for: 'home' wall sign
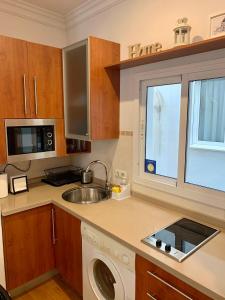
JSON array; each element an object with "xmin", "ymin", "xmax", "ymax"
[{"xmin": 128, "ymin": 42, "xmax": 162, "ymax": 59}]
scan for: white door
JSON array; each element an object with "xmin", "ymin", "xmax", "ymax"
[{"xmin": 88, "ymin": 253, "xmax": 125, "ymax": 300}]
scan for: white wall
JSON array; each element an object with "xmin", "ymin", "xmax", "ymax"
[
  {"xmin": 0, "ymin": 11, "xmax": 66, "ymax": 48},
  {"xmin": 67, "ymin": 0, "xmax": 225, "ymax": 57},
  {"xmin": 1, "ymin": 157, "xmax": 71, "ymax": 179},
  {"xmin": 68, "ymin": 0, "xmax": 225, "ymax": 220}
]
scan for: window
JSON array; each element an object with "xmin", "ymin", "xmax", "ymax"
[
  {"xmin": 189, "ymin": 77, "xmax": 225, "ymax": 151},
  {"xmin": 186, "ymin": 76, "xmax": 225, "ymax": 192},
  {"xmin": 145, "ymin": 82, "xmax": 181, "ymax": 179},
  {"xmin": 138, "ymin": 67, "xmax": 225, "ymax": 203}
]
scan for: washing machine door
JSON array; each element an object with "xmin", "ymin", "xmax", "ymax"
[{"xmin": 88, "ymin": 253, "xmax": 125, "ymax": 300}]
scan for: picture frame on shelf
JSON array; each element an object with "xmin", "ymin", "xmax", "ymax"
[{"xmin": 210, "ymin": 13, "xmax": 225, "ymax": 37}]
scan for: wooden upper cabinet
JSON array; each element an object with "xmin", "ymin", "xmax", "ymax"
[
  {"xmin": 27, "ymin": 42, "xmax": 63, "ymax": 119},
  {"xmin": 63, "ymin": 36, "xmax": 120, "ymax": 141},
  {"xmin": 0, "ymin": 35, "xmax": 63, "ymax": 119},
  {"xmin": 0, "ymin": 35, "xmax": 30, "ymax": 118},
  {"xmin": 89, "ymin": 36, "xmax": 120, "ymax": 140}
]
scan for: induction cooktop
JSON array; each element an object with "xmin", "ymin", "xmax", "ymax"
[{"xmin": 142, "ymin": 218, "xmax": 219, "ymax": 262}]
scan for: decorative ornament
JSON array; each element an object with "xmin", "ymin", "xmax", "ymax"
[
  {"xmin": 173, "ymin": 17, "xmax": 191, "ymax": 47},
  {"xmin": 128, "ymin": 42, "xmax": 162, "ymax": 59}
]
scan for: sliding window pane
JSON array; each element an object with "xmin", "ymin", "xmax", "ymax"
[
  {"xmin": 186, "ymin": 77, "xmax": 225, "ymax": 192},
  {"xmin": 198, "ymin": 78, "xmax": 225, "ymax": 142},
  {"xmin": 145, "ymin": 83, "xmax": 181, "ymax": 178}
]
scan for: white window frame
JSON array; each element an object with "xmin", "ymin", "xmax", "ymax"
[
  {"xmin": 133, "ymin": 57, "xmax": 225, "ymax": 210},
  {"xmin": 189, "ymin": 78, "xmax": 225, "ymax": 152}
]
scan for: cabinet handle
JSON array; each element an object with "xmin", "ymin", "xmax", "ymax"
[
  {"xmin": 51, "ymin": 208, "xmax": 57, "ymax": 245},
  {"xmin": 23, "ymin": 74, "xmax": 28, "ymax": 115},
  {"xmin": 147, "ymin": 271, "xmax": 192, "ymax": 300},
  {"xmin": 34, "ymin": 76, "xmax": 38, "ymax": 116},
  {"xmin": 146, "ymin": 292, "xmax": 157, "ymax": 300}
]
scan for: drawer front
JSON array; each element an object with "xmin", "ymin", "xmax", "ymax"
[
  {"xmin": 136, "ymin": 255, "xmax": 212, "ymax": 300},
  {"xmin": 145, "ymin": 270, "xmax": 191, "ymax": 300}
]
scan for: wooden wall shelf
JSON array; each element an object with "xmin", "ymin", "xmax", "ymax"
[{"xmin": 105, "ymin": 35, "xmax": 225, "ymax": 70}]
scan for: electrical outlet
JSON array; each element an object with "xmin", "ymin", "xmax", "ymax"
[
  {"xmin": 120, "ymin": 170, "xmax": 127, "ymax": 179},
  {"xmin": 114, "ymin": 169, "xmax": 127, "ymax": 179}
]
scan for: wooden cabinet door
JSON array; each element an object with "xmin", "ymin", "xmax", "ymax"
[
  {"xmin": 136, "ymin": 255, "xmax": 212, "ymax": 300},
  {"xmin": 27, "ymin": 42, "xmax": 63, "ymax": 119},
  {"xmin": 0, "ymin": 35, "xmax": 30, "ymax": 118},
  {"xmin": 2, "ymin": 205, "xmax": 55, "ymax": 290},
  {"xmin": 89, "ymin": 36, "xmax": 120, "ymax": 140},
  {"xmin": 54, "ymin": 206, "xmax": 82, "ymax": 297}
]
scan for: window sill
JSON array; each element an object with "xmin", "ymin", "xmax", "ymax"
[
  {"xmin": 133, "ymin": 176, "xmax": 225, "ymax": 210},
  {"xmin": 190, "ymin": 144, "xmax": 225, "ymax": 152}
]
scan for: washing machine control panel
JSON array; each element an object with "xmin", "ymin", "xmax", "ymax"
[{"xmin": 81, "ymin": 222, "xmax": 135, "ymax": 272}]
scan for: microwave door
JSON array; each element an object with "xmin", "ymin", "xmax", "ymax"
[
  {"xmin": 36, "ymin": 127, "xmax": 44, "ymax": 152},
  {"xmin": 31, "ymin": 128, "xmax": 37, "ymax": 153},
  {"xmin": 16, "ymin": 127, "xmax": 35, "ymax": 154},
  {"xmin": 16, "ymin": 128, "xmax": 23, "ymax": 154},
  {"xmin": 24, "ymin": 127, "xmax": 35, "ymax": 153},
  {"xmin": 6, "ymin": 119, "xmax": 57, "ymax": 162}
]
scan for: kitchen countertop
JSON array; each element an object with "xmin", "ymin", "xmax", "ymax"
[{"xmin": 1, "ymin": 182, "xmax": 225, "ymax": 299}]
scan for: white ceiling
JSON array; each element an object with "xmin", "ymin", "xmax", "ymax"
[{"xmin": 23, "ymin": 0, "xmax": 87, "ymax": 14}]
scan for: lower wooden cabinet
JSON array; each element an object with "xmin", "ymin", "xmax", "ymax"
[
  {"xmin": 2, "ymin": 205, "xmax": 83, "ymax": 296},
  {"xmin": 2, "ymin": 205, "xmax": 55, "ymax": 290},
  {"xmin": 136, "ymin": 255, "xmax": 212, "ymax": 300},
  {"xmin": 54, "ymin": 206, "xmax": 82, "ymax": 297}
]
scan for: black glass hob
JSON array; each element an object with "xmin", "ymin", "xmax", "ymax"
[{"xmin": 142, "ymin": 218, "xmax": 219, "ymax": 262}]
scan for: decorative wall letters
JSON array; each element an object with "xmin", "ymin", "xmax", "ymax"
[{"xmin": 128, "ymin": 42, "xmax": 162, "ymax": 59}]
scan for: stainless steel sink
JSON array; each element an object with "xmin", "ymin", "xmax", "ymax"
[{"xmin": 62, "ymin": 186, "xmax": 110, "ymax": 204}]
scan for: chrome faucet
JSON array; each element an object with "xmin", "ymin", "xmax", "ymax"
[{"xmin": 85, "ymin": 160, "xmax": 110, "ymax": 191}]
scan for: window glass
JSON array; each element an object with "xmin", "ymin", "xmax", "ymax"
[
  {"xmin": 189, "ymin": 78, "xmax": 225, "ymax": 145},
  {"xmin": 145, "ymin": 83, "xmax": 181, "ymax": 179},
  {"xmin": 186, "ymin": 77, "xmax": 225, "ymax": 192}
]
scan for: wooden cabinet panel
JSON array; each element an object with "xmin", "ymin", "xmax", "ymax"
[
  {"xmin": 89, "ymin": 36, "xmax": 120, "ymax": 140},
  {"xmin": 54, "ymin": 206, "xmax": 82, "ymax": 297},
  {"xmin": 2, "ymin": 205, "xmax": 55, "ymax": 290},
  {"xmin": 27, "ymin": 42, "xmax": 63, "ymax": 119},
  {"xmin": 136, "ymin": 255, "xmax": 212, "ymax": 300},
  {"xmin": 0, "ymin": 35, "xmax": 30, "ymax": 118},
  {"xmin": 0, "ymin": 120, "xmax": 7, "ymax": 165},
  {"xmin": 56, "ymin": 119, "xmax": 67, "ymax": 157}
]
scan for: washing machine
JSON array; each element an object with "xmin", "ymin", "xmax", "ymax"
[{"xmin": 81, "ymin": 222, "xmax": 135, "ymax": 300}]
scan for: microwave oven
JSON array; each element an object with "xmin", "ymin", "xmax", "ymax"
[{"xmin": 5, "ymin": 119, "xmax": 56, "ymax": 162}]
